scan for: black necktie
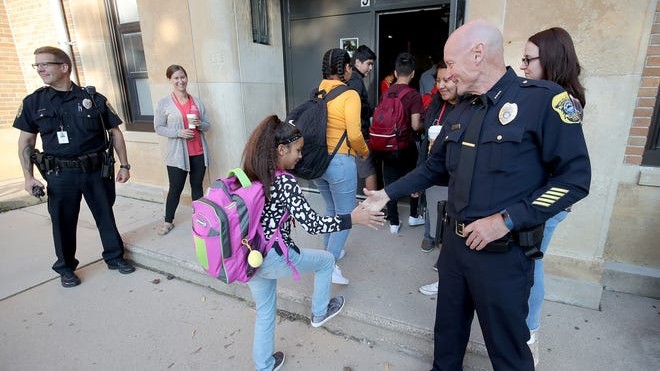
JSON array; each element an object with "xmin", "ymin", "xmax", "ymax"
[{"xmin": 453, "ymin": 94, "xmax": 488, "ymax": 212}]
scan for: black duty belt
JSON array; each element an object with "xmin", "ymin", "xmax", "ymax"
[
  {"xmin": 53, "ymin": 152, "xmax": 104, "ymax": 172},
  {"xmin": 56, "ymin": 159, "xmax": 82, "ymax": 168},
  {"xmin": 448, "ymin": 217, "xmax": 545, "ymax": 259}
]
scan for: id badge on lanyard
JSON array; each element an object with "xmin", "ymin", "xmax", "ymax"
[{"xmin": 57, "ymin": 125, "xmax": 69, "ymax": 144}]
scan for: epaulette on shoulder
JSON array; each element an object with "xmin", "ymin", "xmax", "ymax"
[{"xmin": 519, "ymin": 78, "xmax": 563, "ymax": 93}]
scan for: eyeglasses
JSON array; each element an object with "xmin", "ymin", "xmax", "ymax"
[
  {"xmin": 521, "ymin": 56, "xmax": 540, "ymax": 66},
  {"xmin": 31, "ymin": 62, "xmax": 64, "ymax": 69}
]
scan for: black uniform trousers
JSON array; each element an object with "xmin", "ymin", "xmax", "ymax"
[
  {"xmin": 46, "ymin": 167, "xmax": 124, "ymax": 274},
  {"xmin": 432, "ymin": 220, "xmax": 535, "ymax": 371}
]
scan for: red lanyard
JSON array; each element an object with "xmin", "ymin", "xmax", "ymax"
[
  {"xmin": 434, "ymin": 101, "xmax": 447, "ymax": 125},
  {"xmin": 171, "ymin": 93, "xmax": 191, "ymax": 114}
]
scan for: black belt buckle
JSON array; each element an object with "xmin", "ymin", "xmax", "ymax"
[{"xmin": 455, "ymin": 222, "xmax": 466, "ymax": 238}]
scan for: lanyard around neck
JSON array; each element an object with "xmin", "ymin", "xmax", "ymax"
[{"xmin": 435, "ymin": 101, "xmax": 448, "ymax": 125}]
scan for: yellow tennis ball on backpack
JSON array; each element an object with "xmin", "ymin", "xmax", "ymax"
[{"xmin": 248, "ymin": 250, "xmax": 263, "ymax": 268}]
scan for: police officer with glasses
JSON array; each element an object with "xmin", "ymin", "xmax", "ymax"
[{"xmin": 14, "ymin": 46, "xmax": 135, "ymax": 288}]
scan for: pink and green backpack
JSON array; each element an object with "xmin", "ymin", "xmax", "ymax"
[{"xmin": 191, "ymin": 168, "xmax": 299, "ymax": 283}]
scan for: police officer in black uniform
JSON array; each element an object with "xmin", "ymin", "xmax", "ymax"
[
  {"xmin": 14, "ymin": 46, "xmax": 135, "ymax": 288},
  {"xmin": 364, "ymin": 20, "xmax": 591, "ymax": 370}
]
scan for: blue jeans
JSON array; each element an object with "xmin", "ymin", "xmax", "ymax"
[
  {"xmin": 313, "ymin": 154, "xmax": 357, "ymax": 259},
  {"xmin": 247, "ymin": 247, "xmax": 334, "ymax": 371},
  {"xmin": 526, "ymin": 210, "xmax": 568, "ymax": 331}
]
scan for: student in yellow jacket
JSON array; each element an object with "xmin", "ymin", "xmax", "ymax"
[{"xmin": 314, "ymin": 48, "xmax": 369, "ymax": 285}]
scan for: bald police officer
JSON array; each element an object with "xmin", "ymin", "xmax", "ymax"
[
  {"xmin": 364, "ymin": 20, "xmax": 591, "ymax": 370},
  {"xmin": 14, "ymin": 46, "xmax": 135, "ymax": 288}
]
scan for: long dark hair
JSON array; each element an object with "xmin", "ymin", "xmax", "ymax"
[
  {"xmin": 242, "ymin": 115, "xmax": 301, "ymax": 199},
  {"xmin": 322, "ymin": 48, "xmax": 350, "ymax": 82},
  {"xmin": 529, "ymin": 27, "xmax": 586, "ymax": 107}
]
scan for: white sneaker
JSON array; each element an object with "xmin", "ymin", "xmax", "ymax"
[
  {"xmin": 527, "ymin": 330, "xmax": 539, "ymax": 367},
  {"xmin": 408, "ymin": 215, "xmax": 425, "ymax": 226},
  {"xmin": 337, "ymin": 249, "xmax": 346, "ymax": 261},
  {"xmin": 331, "ymin": 265, "xmax": 349, "ymax": 285},
  {"xmin": 389, "ymin": 224, "xmax": 400, "ymax": 234},
  {"xmin": 419, "ymin": 281, "xmax": 439, "ymax": 296}
]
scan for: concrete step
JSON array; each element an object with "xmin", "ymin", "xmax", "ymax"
[{"xmin": 121, "ymin": 192, "xmax": 493, "ymax": 369}]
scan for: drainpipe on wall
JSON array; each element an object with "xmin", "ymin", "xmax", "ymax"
[{"xmin": 50, "ymin": 0, "xmax": 79, "ymax": 84}]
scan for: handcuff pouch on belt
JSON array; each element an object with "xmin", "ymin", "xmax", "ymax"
[
  {"xmin": 488, "ymin": 224, "xmax": 545, "ymax": 260},
  {"xmin": 514, "ymin": 224, "xmax": 545, "ymax": 260},
  {"xmin": 76, "ymin": 152, "xmax": 105, "ymax": 174}
]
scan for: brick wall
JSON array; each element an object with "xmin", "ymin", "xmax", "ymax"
[
  {"xmin": 4, "ymin": 0, "xmax": 58, "ymax": 91},
  {"xmin": 626, "ymin": 3, "xmax": 660, "ymax": 165},
  {"xmin": 0, "ymin": 0, "xmax": 27, "ymax": 129},
  {"xmin": 0, "ymin": 0, "xmax": 87, "ymax": 129}
]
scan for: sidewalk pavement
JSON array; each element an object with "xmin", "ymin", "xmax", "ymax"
[{"xmin": 1, "ymin": 180, "xmax": 658, "ymax": 370}]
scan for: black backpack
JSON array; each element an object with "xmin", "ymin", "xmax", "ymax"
[{"xmin": 285, "ymin": 85, "xmax": 350, "ymax": 180}]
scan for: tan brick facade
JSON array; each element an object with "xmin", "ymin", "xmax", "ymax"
[
  {"xmin": 0, "ymin": 0, "xmax": 84, "ymax": 129},
  {"xmin": 627, "ymin": 2, "xmax": 660, "ymax": 165},
  {"xmin": 0, "ymin": 0, "xmax": 26, "ymax": 129}
]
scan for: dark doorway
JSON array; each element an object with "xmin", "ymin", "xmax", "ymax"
[{"xmin": 377, "ymin": 7, "xmax": 450, "ymax": 98}]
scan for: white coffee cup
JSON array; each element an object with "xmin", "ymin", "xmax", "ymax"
[
  {"xmin": 428, "ymin": 125, "xmax": 443, "ymax": 141},
  {"xmin": 187, "ymin": 114, "xmax": 197, "ymax": 129}
]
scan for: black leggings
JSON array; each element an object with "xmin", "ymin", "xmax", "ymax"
[
  {"xmin": 165, "ymin": 155, "xmax": 206, "ymax": 223},
  {"xmin": 378, "ymin": 145, "xmax": 419, "ymax": 226}
]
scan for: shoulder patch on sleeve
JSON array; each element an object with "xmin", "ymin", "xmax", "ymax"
[{"xmin": 551, "ymin": 92, "xmax": 581, "ymax": 124}]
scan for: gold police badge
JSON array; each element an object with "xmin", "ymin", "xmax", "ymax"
[
  {"xmin": 552, "ymin": 92, "xmax": 581, "ymax": 124},
  {"xmin": 498, "ymin": 102, "xmax": 517, "ymax": 125}
]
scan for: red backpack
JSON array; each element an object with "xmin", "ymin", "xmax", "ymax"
[{"xmin": 369, "ymin": 87, "xmax": 414, "ymax": 152}]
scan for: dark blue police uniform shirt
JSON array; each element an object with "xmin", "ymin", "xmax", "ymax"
[
  {"xmin": 13, "ymin": 83, "xmax": 122, "ymax": 158},
  {"xmin": 385, "ymin": 67, "xmax": 591, "ymax": 230}
]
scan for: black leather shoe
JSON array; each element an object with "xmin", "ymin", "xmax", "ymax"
[
  {"xmin": 107, "ymin": 259, "xmax": 136, "ymax": 274},
  {"xmin": 61, "ymin": 271, "xmax": 81, "ymax": 287}
]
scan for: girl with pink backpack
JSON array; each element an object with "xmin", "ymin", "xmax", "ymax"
[{"xmin": 242, "ymin": 115, "xmax": 384, "ymax": 371}]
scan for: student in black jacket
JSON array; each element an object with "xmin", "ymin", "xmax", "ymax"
[{"xmin": 347, "ymin": 45, "xmax": 378, "ymax": 191}]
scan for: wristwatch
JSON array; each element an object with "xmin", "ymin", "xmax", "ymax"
[
  {"xmin": 500, "ymin": 210, "xmax": 514, "ymax": 230},
  {"xmin": 120, "ymin": 164, "xmax": 131, "ymax": 170}
]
